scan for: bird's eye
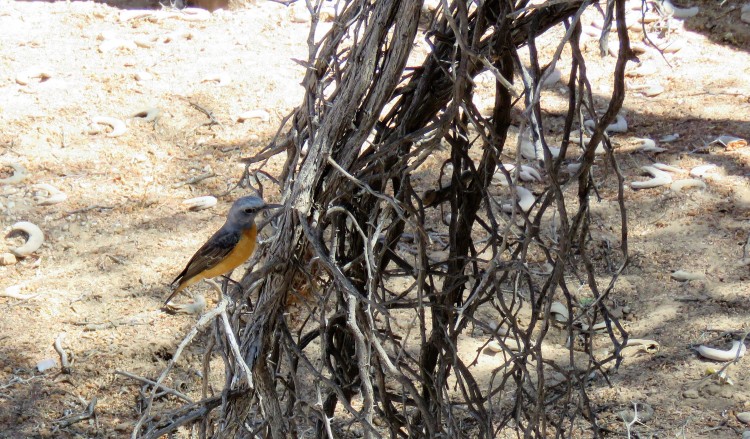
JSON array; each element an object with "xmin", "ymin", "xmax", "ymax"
[{"xmin": 243, "ymin": 207, "xmax": 255, "ymax": 214}]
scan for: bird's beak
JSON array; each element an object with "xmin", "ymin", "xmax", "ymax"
[{"xmin": 263, "ymin": 203, "xmax": 283, "ymax": 210}]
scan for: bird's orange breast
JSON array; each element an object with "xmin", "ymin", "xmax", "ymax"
[{"xmin": 199, "ymin": 225, "xmax": 258, "ymax": 279}]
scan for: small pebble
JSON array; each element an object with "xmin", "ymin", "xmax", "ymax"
[
  {"xmin": 201, "ymin": 73, "xmax": 231, "ymax": 85},
  {"xmin": 319, "ymin": 5, "xmax": 337, "ymax": 21},
  {"xmin": 115, "ymin": 422, "xmax": 131, "ymax": 432},
  {"xmin": 682, "ymin": 388, "xmax": 699, "ymax": 399},
  {"xmin": 183, "ymin": 196, "xmax": 217, "ymax": 211},
  {"xmin": 659, "ymin": 133, "xmax": 680, "ymax": 143},
  {"xmin": 133, "ymin": 71, "xmax": 153, "ymax": 81},
  {"xmin": 627, "ymin": 62, "xmax": 657, "ymax": 77},
  {"xmin": 4, "ymin": 285, "xmax": 24, "ymax": 296},
  {"xmin": 0, "ymin": 253, "xmax": 17, "ymax": 265},
  {"xmin": 37, "ymin": 358, "xmax": 58, "ymax": 372},
  {"xmin": 236, "ymin": 110, "xmax": 271, "ymax": 123},
  {"xmin": 642, "ymin": 84, "xmax": 665, "ymax": 97},
  {"xmin": 670, "ymin": 270, "xmax": 705, "ymax": 281},
  {"xmin": 487, "ymin": 321, "xmax": 508, "ymax": 335},
  {"xmin": 290, "ymin": 2, "xmax": 310, "ymax": 23},
  {"xmin": 690, "ymin": 164, "xmax": 717, "ymax": 178},
  {"xmin": 486, "ymin": 341, "xmax": 503, "ymax": 352},
  {"xmin": 738, "ymin": 412, "xmax": 750, "ymax": 424}
]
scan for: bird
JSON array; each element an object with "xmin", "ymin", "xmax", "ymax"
[{"xmin": 165, "ymin": 195, "xmax": 281, "ymax": 304}]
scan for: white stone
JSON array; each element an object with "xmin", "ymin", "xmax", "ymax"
[
  {"xmin": 237, "ymin": 110, "xmax": 271, "ymax": 123},
  {"xmin": 37, "ymin": 359, "xmax": 57, "ymax": 372},
  {"xmin": 0, "ymin": 253, "xmax": 17, "ymax": 266}
]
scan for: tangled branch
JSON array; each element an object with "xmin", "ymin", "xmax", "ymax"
[{"xmin": 134, "ymin": 0, "xmax": 636, "ymax": 437}]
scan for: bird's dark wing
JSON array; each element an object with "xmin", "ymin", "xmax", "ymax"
[{"xmin": 172, "ymin": 225, "xmax": 241, "ymax": 287}]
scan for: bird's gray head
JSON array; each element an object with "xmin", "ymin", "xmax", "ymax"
[{"xmin": 227, "ymin": 196, "xmax": 281, "ymax": 227}]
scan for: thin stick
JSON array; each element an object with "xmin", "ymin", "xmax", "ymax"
[
  {"xmin": 188, "ymin": 101, "xmax": 223, "ymax": 128},
  {"xmin": 56, "ymin": 397, "xmax": 97, "ymax": 428},
  {"xmin": 54, "ymin": 333, "xmax": 71, "ymax": 374},
  {"xmin": 219, "ymin": 308, "xmax": 254, "ymax": 388},
  {"xmin": 172, "ymin": 172, "xmax": 216, "ymax": 188},
  {"xmin": 114, "ymin": 370, "xmax": 193, "ymax": 402}
]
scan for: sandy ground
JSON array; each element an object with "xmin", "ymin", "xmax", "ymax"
[{"xmin": 0, "ymin": 0, "xmax": 749, "ymax": 437}]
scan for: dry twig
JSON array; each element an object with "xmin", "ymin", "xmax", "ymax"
[{"xmin": 53, "ymin": 333, "xmax": 71, "ymax": 374}]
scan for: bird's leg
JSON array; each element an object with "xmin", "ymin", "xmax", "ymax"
[
  {"xmin": 219, "ymin": 274, "xmax": 244, "ymax": 298},
  {"xmin": 220, "ymin": 275, "xmax": 231, "ymax": 297}
]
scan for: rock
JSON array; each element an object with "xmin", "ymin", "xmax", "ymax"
[
  {"xmin": 738, "ymin": 412, "xmax": 750, "ymax": 424},
  {"xmin": 115, "ymin": 422, "xmax": 131, "ymax": 432},
  {"xmin": 642, "ymin": 84, "xmax": 665, "ymax": 97},
  {"xmin": 626, "ymin": 61, "xmax": 657, "ymax": 77},
  {"xmin": 183, "ymin": 196, "xmax": 217, "ymax": 211},
  {"xmin": 319, "ymin": 5, "xmax": 337, "ymax": 21},
  {"xmin": 236, "ymin": 110, "xmax": 271, "ymax": 123},
  {"xmin": 0, "ymin": 253, "xmax": 17, "ymax": 266},
  {"xmin": 670, "ymin": 270, "xmax": 705, "ymax": 281},
  {"xmin": 658, "ymin": 0, "xmax": 699, "ymax": 18},
  {"xmin": 682, "ymin": 388, "xmax": 699, "ymax": 399},
  {"xmin": 290, "ymin": 2, "xmax": 310, "ymax": 23},
  {"xmin": 702, "ymin": 383, "xmax": 734, "ymax": 398},
  {"xmin": 689, "ymin": 164, "xmax": 717, "ymax": 178},
  {"xmin": 37, "ymin": 358, "xmax": 57, "ymax": 372},
  {"xmin": 487, "ymin": 321, "xmax": 508, "ymax": 335},
  {"xmin": 542, "ymin": 68, "xmax": 561, "ymax": 87},
  {"xmin": 659, "ymin": 133, "xmax": 680, "ymax": 143},
  {"xmin": 486, "ymin": 338, "xmax": 523, "ymax": 352},
  {"xmin": 486, "ymin": 341, "xmax": 503, "ymax": 352},
  {"xmin": 201, "ymin": 73, "xmax": 231, "ymax": 85},
  {"xmin": 0, "ymin": 163, "xmax": 28, "ymax": 185},
  {"xmin": 133, "ymin": 71, "xmax": 153, "ymax": 81}
]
